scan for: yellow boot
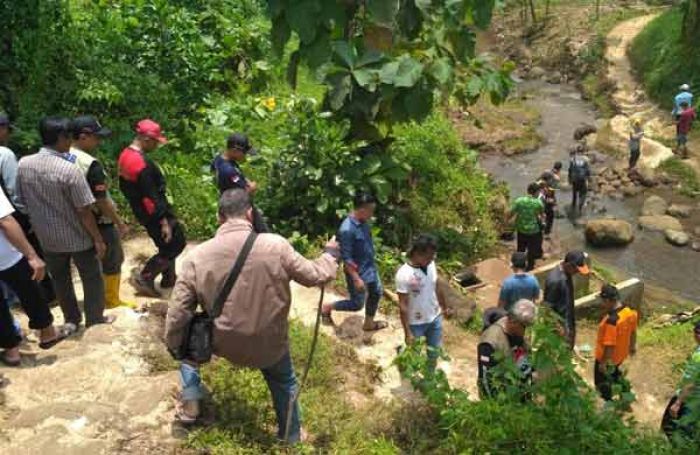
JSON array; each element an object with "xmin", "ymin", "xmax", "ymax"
[{"xmin": 104, "ymin": 274, "xmax": 136, "ymax": 309}]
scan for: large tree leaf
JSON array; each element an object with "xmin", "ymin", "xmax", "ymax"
[
  {"xmin": 301, "ymin": 32, "xmax": 332, "ymax": 69},
  {"xmin": 415, "ymin": 0, "xmax": 433, "ymax": 13},
  {"xmin": 332, "ymin": 41, "xmax": 357, "ymax": 68},
  {"xmin": 367, "ymin": 0, "xmax": 400, "ymax": 27},
  {"xmin": 326, "ymin": 71, "xmax": 353, "ymax": 110},
  {"xmin": 429, "ymin": 57, "xmax": 453, "ymax": 84},
  {"xmin": 379, "ymin": 61, "xmax": 400, "ymax": 84},
  {"xmin": 352, "ymin": 68, "xmax": 380, "ymax": 91},
  {"xmin": 285, "ymin": 0, "xmax": 321, "ymax": 44},
  {"xmin": 356, "ymin": 49, "xmax": 386, "ymax": 68},
  {"xmin": 393, "ymin": 55, "xmax": 424, "ymax": 88},
  {"xmin": 471, "ymin": 0, "xmax": 495, "ymax": 29}
]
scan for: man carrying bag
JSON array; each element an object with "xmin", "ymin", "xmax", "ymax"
[{"xmin": 165, "ymin": 189, "xmax": 340, "ymax": 443}]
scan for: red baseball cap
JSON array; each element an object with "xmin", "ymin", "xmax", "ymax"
[{"xmin": 135, "ymin": 119, "xmax": 168, "ymax": 144}]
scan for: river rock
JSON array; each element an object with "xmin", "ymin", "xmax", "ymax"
[
  {"xmin": 667, "ymin": 204, "xmax": 692, "ymax": 218},
  {"xmin": 547, "ymin": 71, "xmax": 562, "ymax": 84},
  {"xmin": 622, "ymin": 185, "xmax": 642, "ymax": 197},
  {"xmin": 665, "ymin": 229, "xmax": 690, "ymax": 247},
  {"xmin": 529, "ymin": 66, "xmax": 546, "ymax": 79},
  {"xmin": 574, "ymin": 124, "xmax": 597, "ymax": 140},
  {"xmin": 692, "ymin": 241, "xmax": 700, "ymax": 252},
  {"xmin": 636, "ymin": 166, "xmax": 657, "ymax": 187},
  {"xmin": 641, "ymin": 195, "xmax": 668, "ymax": 216},
  {"xmin": 611, "ymin": 180, "xmax": 622, "ymax": 189},
  {"xmin": 638, "ymin": 215, "xmax": 683, "ymax": 232},
  {"xmin": 585, "ymin": 219, "xmax": 634, "ymax": 247}
]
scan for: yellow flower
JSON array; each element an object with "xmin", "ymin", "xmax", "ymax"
[{"xmin": 262, "ymin": 97, "xmax": 276, "ymax": 111}]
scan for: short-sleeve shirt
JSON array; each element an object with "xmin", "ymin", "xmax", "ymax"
[
  {"xmin": 595, "ymin": 306, "xmax": 638, "ymax": 365},
  {"xmin": 337, "ymin": 215, "xmax": 377, "ymax": 283},
  {"xmin": 211, "ymin": 155, "xmax": 247, "ymax": 194},
  {"xmin": 0, "ymin": 186, "xmax": 23, "ymax": 271},
  {"xmin": 679, "ymin": 346, "xmax": 700, "ymax": 396},
  {"xmin": 0, "ymin": 146, "xmax": 23, "ymax": 211},
  {"xmin": 499, "ymin": 273, "xmax": 540, "ymax": 311},
  {"xmin": 395, "ymin": 261, "xmax": 440, "ymax": 325},
  {"xmin": 543, "ymin": 265, "xmax": 575, "ymax": 345},
  {"xmin": 511, "ymin": 196, "xmax": 544, "ymax": 234},
  {"xmin": 17, "ymin": 148, "xmax": 96, "ymax": 253},
  {"xmin": 678, "ymin": 108, "xmax": 697, "ymax": 135}
]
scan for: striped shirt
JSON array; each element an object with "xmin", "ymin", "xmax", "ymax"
[{"xmin": 16, "ymin": 147, "xmax": 96, "ymax": 253}]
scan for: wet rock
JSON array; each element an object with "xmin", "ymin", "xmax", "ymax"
[
  {"xmin": 622, "ymin": 185, "xmax": 642, "ymax": 197},
  {"xmin": 692, "ymin": 241, "xmax": 700, "ymax": 252},
  {"xmin": 574, "ymin": 124, "xmax": 597, "ymax": 140},
  {"xmin": 667, "ymin": 204, "xmax": 692, "ymax": 218},
  {"xmin": 665, "ymin": 229, "xmax": 690, "ymax": 247},
  {"xmin": 610, "ymin": 192, "xmax": 624, "ymax": 200},
  {"xmin": 529, "ymin": 66, "xmax": 546, "ymax": 79},
  {"xmin": 636, "ymin": 166, "xmax": 657, "ymax": 187},
  {"xmin": 588, "ymin": 151, "xmax": 608, "ymax": 165},
  {"xmin": 641, "ymin": 195, "xmax": 668, "ymax": 216},
  {"xmin": 610, "ymin": 180, "xmax": 622, "ymax": 189},
  {"xmin": 585, "ymin": 219, "xmax": 634, "ymax": 247},
  {"xmin": 547, "ymin": 71, "xmax": 562, "ymax": 84},
  {"xmin": 638, "ymin": 215, "xmax": 683, "ymax": 232}
]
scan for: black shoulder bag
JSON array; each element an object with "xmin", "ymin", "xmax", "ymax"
[{"xmin": 179, "ymin": 231, "xmax": 257, "ymax": 364}]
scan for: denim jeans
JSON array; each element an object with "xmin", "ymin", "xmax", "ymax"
[
  {"xmin": 333, "ymin": 273, "xmax": 382, "ymax": 317},
  {"xmin": 409, "ymin": 315, "xmax": 443, "ymax": 371},
  {"xmin": 179, "ymin": 351, "xmax": 301, "ymax": 443}
]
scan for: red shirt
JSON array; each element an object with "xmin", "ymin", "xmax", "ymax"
[{"xmin": 678, "ymin": 108, "xmax": 696, "ymax": 134}]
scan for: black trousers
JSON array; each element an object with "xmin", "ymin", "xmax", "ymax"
[
  {"xmin": 14, "ymin": 211, "xmax": 55, "ymax": 303},
  {"xmin": 544, "ymin": 205, "xmax": 555, "ymax": 235},
  {"xmin": 629, "ymin": 149, "xmax": 641, "ymax": 169},
  {"xmin": 571, "ymin": 181, "xmax": 588, "ymax": 211},
  {"xmin": 98, "ymin": 224, "xmax": 125, "ymax": 275},
  {"xmin": 0, "ymin": 258, "xmax": 54, "ymax": 349},
  {"xmin": 594, "ymin": 360, "xmax": 622, "ymax": 401},
  {"xmin": 516, "ymin": 231, "xmax": 543, "ymax": 271},
  {"xmin": 142, "ymin": 218, "xmax": 186, "ymax": 281}
]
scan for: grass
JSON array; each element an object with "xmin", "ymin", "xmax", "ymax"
[
  {"xmin": 659, "ymin": 157, "xmax": 700, "ymax": 197},
  {"xmin": 629, "ymin": 8, "xmax": 700, "ymax": 110},
  {"xmin": 638, "ymin": 319, "xmax": 698, "ymax": 351}
]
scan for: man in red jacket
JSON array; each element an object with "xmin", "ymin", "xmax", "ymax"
[{"xmin": 118, "ymin": 119, "xmax": 186, "ymax": 297}]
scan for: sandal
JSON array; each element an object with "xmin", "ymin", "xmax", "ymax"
[
  {"xmin": 363, "ymin": 320, "xmax": 389, "ymax": 332},
  {"xmin": 0, "ymin": 352, "xmax": 21, "ymax": 367},
  {"xmin": 38, "ymin": 332, "xmax": 68, "ymax": 350},
  {"xmin": 59, "ymin": 323, "xmax": 79, "ymax": 337},
  {"xmin": 321, "ymin": 312, "xmax": 334, "ymax": 326}
]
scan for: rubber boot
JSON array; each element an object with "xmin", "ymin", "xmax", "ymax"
[{"xmin": 104, "ymin": 274, "xmax": 136, "ymax": 309}]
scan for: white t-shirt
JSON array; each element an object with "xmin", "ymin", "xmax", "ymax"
[
  {"xmin": 0, "ymin": 187, "xmax": 23, "ymax": 271},
  {"xmin": 395, "ymin": 261, "xmax": 441, "ymax": 325}
]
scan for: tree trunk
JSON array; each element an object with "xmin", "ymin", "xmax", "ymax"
[{"xmin": 528, "ymin": 0, "xmax": 537, "ymax": 24}]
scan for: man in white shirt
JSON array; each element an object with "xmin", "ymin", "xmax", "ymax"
[{"xmin": 395, "ymin": 234, "xmax": 451, "ymax": 371}]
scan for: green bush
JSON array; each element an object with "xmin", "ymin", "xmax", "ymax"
[
  {"xmin": 660, "ymin": 157, "xmax": 700, "ymax": 197},
  {"xmin": 630, "ymin": 8, "xmax": 700, "ymax": 110}
]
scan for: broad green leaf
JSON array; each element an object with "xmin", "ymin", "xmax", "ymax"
[
  {"xmin": 301, "ymin": 33, "xmax": 332, "ymax": 69},
  {"xmin": 472, "ymin": 0, "xmax": 495, "ymax": 29},
  {"xmin": 367, "ymin": 0, "xmax": 400, "ymax": 27},
  {"xmin": 429, "ymin": 58, "xmax": 452, "ymax": 84},
  {"xmin": 352, "ymin": 68, "xmax": 380, "ymax": 91},
  {"xmin": 356, "ymin": 49, "xmax": 386, "ymax": 68},
  {"xmin": 363, "ymin": 156, "xmax": 383, "ymax": 175},
  {"xmin": 415, "ymin": 0, "xmax": 433, "ymax": 13},
  {"xmin": 393, "ymin": 55, "xmax": 424, "ymax": 88},
  {"xmin": 379, "ymin": 61, "xmax": 400, "ymax": 84},
  {"xmin": 332, "ymin": 41, "xmax": 357, "ymax": 68},
  {"xmin": 285, "ymin": 0, "xmax": 320, "ymax": 44},
  {"xmin": 466, "ymin": 76, "xmax": 483, "ymax": 97},
  {"xmin": 326, "ymin": 72, "xmax": 352, "ymax": 110}
]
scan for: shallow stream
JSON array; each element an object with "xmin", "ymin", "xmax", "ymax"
[{"xmin": 479, "ymin": 81, "xmax": 700, "ymax": 302}]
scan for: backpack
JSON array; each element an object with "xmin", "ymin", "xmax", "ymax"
[{"xmin": 569, "ymin": 156, "xmax": 588, "ymax": 183}]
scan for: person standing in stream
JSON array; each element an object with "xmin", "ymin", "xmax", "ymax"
[
  {"xmin": 70, "ymin": 116, "xmax": 134, "ymax": 309},
  {"xmin": 628, "ymin": 119, "xmax": 644, "ymax": 170},
  {"xmin": 118, "ymin": 119, "xmax": 186, "ymax": 297},
  {"xmin": 676, "ymin": 101, "xmax": 696, "ymax": 159},
  {"xmin": 568, "ymin": 145, "xmax": 591, "ymax": 214},
  {"xmin": 510, "ymin": 182, "xmax": 545, "ymax": 272},
  {"xmin": 210, "ymin": 133, "xmax": 268, "ymax": 233},
  {"xmin": 321, "ymin": 192, "xmax": 387, "ymax": 332},
  {"xmin": 672, "ymin": 84, "xmax": 693, "ymax": 121}
]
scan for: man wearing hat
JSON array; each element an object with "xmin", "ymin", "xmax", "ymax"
[
  {"xmin": 118, "ymin": 119, "xmax": 186, "ymax": 297},
  {"xmin": 594, "ymin": 283, "xmax": 637, "ymax": 401},
  {"xmin": 543, "ymin": 250, "xmax": 590, "ymax": 348},
  {"xmin": 673, "ymin": 83, "xmax": 693, "ymax": 121},
  {"xmin": 211, "ymin": 133, "xmax": 268, "ymax": 233},
  {"xmin": 70, "ymin": 116, "xmax": 133, "ymax": 309}
]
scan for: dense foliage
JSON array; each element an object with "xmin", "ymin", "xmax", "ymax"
[{"xmin": 629, "ymin": 7, "xmax": 700, "ymax": 109}]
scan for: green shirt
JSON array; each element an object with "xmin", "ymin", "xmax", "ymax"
[
  {"xmin": 680, "ymin": 346, "xmax": 700, "ymax": 390},
  {"xmin": 511, "ymin": 196, "xmax": 544, "ymax": 234}
]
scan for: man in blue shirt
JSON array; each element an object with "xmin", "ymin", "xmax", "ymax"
[
  {"xmin": 211, "ymin": 133, "xmax": 268, "ymax": 232},
  {"xmin": 321, "ymin": 193, "xmax": 387, "ymax": 331},
  {"xmin": 673, "ymin": 84, "xmax": 693, "ymax": 120},
  {"xmin": 498, "ymin": 252, "xmax": 540, "ymax": 311}
]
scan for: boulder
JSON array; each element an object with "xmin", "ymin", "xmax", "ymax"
[
  {"xmin": 641, "ymin": 195, "xmax": 668, "ymax": 216},
  {"xmin": 638, "ymin": 215, "xmax": 684, "ymax": 232},
  {"xmin": 622, "ymin": 185, "xmax": 642, "ymax": 197},
  {"xmin": 636, "ymin": 166, "xmax": 657, "ymax": 187},
  {"xmin": 667, "ymin": 204, "xmax": 692, "ymax": 218},
  {"xmin": 692, "ymin": 241, "xmax": 700, "ymax": 252},
  {"xmin": 529, "ymin": 66, "xmax": 546, "ymax": 79},
  {"xmin": 546, "ymin": 71, "xmax": 562, "ymax": 84},
  {"xmin": 665, "ymin": 229, "xmax": 690, "ymax": 247},
  {"xmin": 574, "ymin": 124, "xmax": 597, "ymax": 141},
  {"xmin": 585, "ymin": 219, "xmax": 634, "ymax": 247}
]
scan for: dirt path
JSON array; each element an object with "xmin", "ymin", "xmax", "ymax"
[{"xmin": 605, "ymin": 14, "xmax": 700, "ymax": 174}]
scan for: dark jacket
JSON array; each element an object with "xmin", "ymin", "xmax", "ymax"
[{"xmin": 118, "ymin": 146, "xmax": 172, "ymax": 225}]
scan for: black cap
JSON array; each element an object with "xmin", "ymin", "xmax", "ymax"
[
  {"xmin": 599, "ymin": 283, "xmax": 620, "ymax": 300},
  {"xmin": 227, "ymin": 133, "xmax": 258, "ymax": 156},
  {"xmin": 564, "ymin": 250, "xmax": 590, "ymax": 275},
  {"xmin": 0, "ymin": 113, "xmax": 13, "ymax": 129},
  {"xmin": 71, "ymin": 115, "xmax": 111, "ymax": 137},
  {"xmin": 511, "ymin": 251, "xmax": 528, "ymax": 269}
]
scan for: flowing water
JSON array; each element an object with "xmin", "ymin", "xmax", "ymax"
[{"xmin": 479, "ymin": 81, "xmax": 700, "ymax": 302}]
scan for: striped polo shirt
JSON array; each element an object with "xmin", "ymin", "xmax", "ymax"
[{"xmin": 17, "ymin": 147, "xmax": 96, "ymax": 253}]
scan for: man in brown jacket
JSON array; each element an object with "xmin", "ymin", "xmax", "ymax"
[{"xmin": 165, "ymin": 189, "xmax": 340, "ymax": 443}]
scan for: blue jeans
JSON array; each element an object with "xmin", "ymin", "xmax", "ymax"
[
  {"xmin": 333, "ymin": 273, "xmax": 382, "ymax": 317},
  {"xmin": 409, "ymin": 315, "xmax": 443, "ymax": 371},
  {"xmin": 179, "ymin": 351, "xmax": 301, "ymax": 443}
]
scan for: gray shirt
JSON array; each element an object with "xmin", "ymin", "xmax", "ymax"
[
  {"xmin": 543, "ymin": 265, "xmax": 575, "ymax": 347},
  {"xmin": 17, "ymin": 147, "xmax": 96, "ymax": 253},
  {"xmin": 0, "ymin": 145, "xmax": 23, "ymax": 211}
]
